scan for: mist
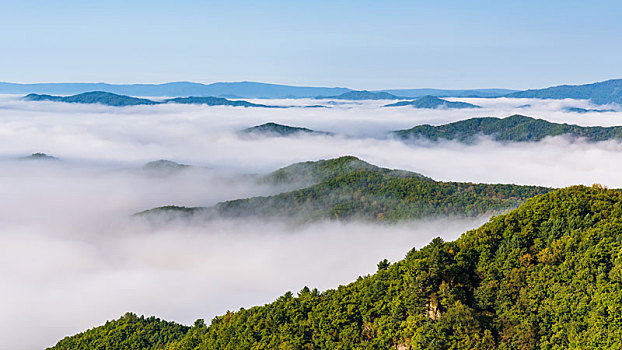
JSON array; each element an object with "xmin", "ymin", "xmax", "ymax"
[
  {"xmin": 1, "ymin": 95, "xmax": 622, "ymax": 349},
  {"xmin": 0, "ymin": 160, "xmax": 489, "ymax": 349}
]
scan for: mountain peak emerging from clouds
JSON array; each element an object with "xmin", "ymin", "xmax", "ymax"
[{"xmin": 384, "ymin": 95, "xmax": 481, "ymax": 109}]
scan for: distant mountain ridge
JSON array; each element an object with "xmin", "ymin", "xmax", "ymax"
[
  {"xmin": 165, "ymin": 96, "xmax": 276, "ymax": 108},
  {"xmin": 1, "ymin": 81, "xmax": 514, "ymax": 99},
  {"xmin": 3, "ymin": 81, "xmax": 351, "ymax": 98},
  {"xmin": 317, "ymin": 90, "xmax": 402, "ymax": 100},
  {"xmin": 24, "ymin": 91, "xmax": 277, "ymax": 107},
  {"xmin": 384, "ymin": 95, "xmax": 481, "ymax": 109},
  {"xmin": 393, "ymin": 114, "xmax": 622, "ymax": 143},
  {"xmin": 379, "ymin": 88, "xmax": 517, "ymax": 98},
  {"xmin": 563, "ymin": 106, "xmax": 617, "ymax": 113},
  {"xmin": 6, "ymin": 78, "xmax": 622, "ymax": 103},
  {"xmin": 139, "ymin": 156, "xmax": 550, "ymax": 222},
  {"xmin": 506, "ymin": 78, "xmax": 622, "ymax": 105},
  {"xmin": 25, "ymin": 91, "xmax": 158, "ymax": 106}
]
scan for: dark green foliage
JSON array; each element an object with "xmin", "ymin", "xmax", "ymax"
[
  {"xmin": 384, "ymin": 95, "xmax": 481, "ymax": 109},
  {"xmin": 241, "ymin": 122, "xmax": 332, "ymax": 136},
  {"xmin": 506, "ymin": 78, "xmax": 622, "ymax": 105},
  {"xmin": 25, "ymin": 91, "xmax": 159, "ymax": 106},
  {"xmin": 48, "ymin": 312, "xmax": 189, "ymax": 350},
  {"xmin": 393, "ymin": 114, "xmax": 622, "ymax": 143},
  {"xmin": 318, "ymin": 90, "xmax": 401, "ymax": 100},
  {"xmin": 145, "ymin": 156, "xmax": 549, "ymax": 222},
  {"xmin": 216, "ymin": 170, "xmax": 548, "ymax": 222},
  {"xmin": 55, "ymin": 186, "xmax": 622, "ymax": 349}
]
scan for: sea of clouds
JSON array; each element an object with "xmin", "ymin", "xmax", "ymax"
[{"xmin": 1, "ymin": 95, "xmax": 621, "ymax": 349}]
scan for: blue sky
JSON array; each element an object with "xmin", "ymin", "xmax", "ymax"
[{"xmin": 1, "ymin": 0, "xmax": 621, "ymax": 89}]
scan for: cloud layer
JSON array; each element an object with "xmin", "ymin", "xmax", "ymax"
[{"xmin": 1, "ymin": 96, "xmax": 622, "ymax": 349}]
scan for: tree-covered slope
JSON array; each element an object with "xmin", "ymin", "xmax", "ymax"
[
  {"xmin": 241, "ymin": 122, "xmax": 331, "ymax": 137},
  {"xmin": 384, "ymin": 95, "xmax": 481, "ymax": 109},
  {"xmin": 506, "ymin": 78, "xmax": 622, "ymax": 105},
  {"xmin": 25, "ymin": 91, "xmax": 159, "ymax": 106},
  {"xmin": 48, "ymin": 313, "xmax": 189, "ymax": 350},
  {"xmin": 393, "ymin": 114, "xmax": 622, "ymax": 143},
  {"xmin": 141, "ymin": 156, "xmax": 549, "ymax": 222},
  {"xmin": 53, "ymin": 185, "xmax": 622, "ymax": 349}
]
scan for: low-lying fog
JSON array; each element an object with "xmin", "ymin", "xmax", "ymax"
[{"xmin": 1, "ymin": 95, "xmax": 621, "ymax": 349}]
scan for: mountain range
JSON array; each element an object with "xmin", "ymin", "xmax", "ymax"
[
  {"xmin": 139, "ymin": 156, "xmax": 550, "ymax": 222},
  {"xmin": 0, "ymin": 81, "xmax": 513, "ymax": 99},
  {"xmin": 2, "ymin": 81, "xmax": 350, "ymax": 98},
  {"xmin": 317, "ymin": 90, "xmax": 402, "ymax": 100},
  {"xmin": 384, "ymin": 95, "xmax": 481, "ymax": 109},
  {"xmin": 506, "ymin": 78, "xmax": 622, "ymax": 105},
  {"xmin": 24, "ymin": 91, "xmax": 277, "ymax": 107},
  {"xmin": 49, "ymin": 185, "xmax": 622, "ymax": 349},
  {"xmin": 8, "ymin": 79, "xmax": 622, "ymax": 104},
  {"xmin": 378, "ymin": 88, "xmax": 517, "ymax": 98},
  {"xmin": 392, "ymin": 114, "xmax": 622, "ymax": 143}
]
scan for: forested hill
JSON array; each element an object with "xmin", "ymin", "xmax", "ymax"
[
  {"xmin": 48, "ymin": 313, "xmax": 189, "ymax": 350},
  {"xmin": 50, "ymin": 185, "xmax": 622, "ymax": 349},
  {"xmin": 260, "ymin": 155, "xmax": 428, "ymax": 185},
  {"xmin": 241, "ymin": 122, "xmax": 331, "ymax": 136},
  {"xmin": 140, "ymin": 156, "xmax": 550, "ymax": 222},
  {"xmin": 384, "ymin": 95, "xmax": 481, "ymax": 109},
  {"xmin": 393, "ymin": 114, "xmax": 622, "ymax": 143},
  {"xmin": 25, "ymin": 91, "xmax": 159, "ymax": 106},
  {"xmin": 23, "ymin": 91, "xmax": 277, "ymax": 107}
]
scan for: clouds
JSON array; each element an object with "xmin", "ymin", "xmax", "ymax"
[
  {"xmin": 1, "ymin": 96, "xmax": 622, "ymax": 349},
  {"xmin": 0, "ymin": 160, "xmax": 488, "ymax": 349}
]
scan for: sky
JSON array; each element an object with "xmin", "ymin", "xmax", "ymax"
[{"xmin": 1, "ymin": 0, "xmax": 621, "ymax": 89}]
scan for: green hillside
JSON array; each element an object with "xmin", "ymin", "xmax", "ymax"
[
  {"xmin": 48, "ymin": 313, "xmax": 189, "ymax": 350},
  {"xmin": 241, "ymin": 122, "xmax": 332, "ymax": 136},
  {"xmin": 140, "ymin": 156, "xmax": 549, "ymax": 222},
  {"xmin": 25, "ymin": 91, "xmax": 158, "ymax": 106},
  {"xmin": 393, "ymin": 114, "xmax": 622, "ymax": 143},
  {"xmin": 50, "ymin": 185, "xmax": 622, "ymax": 349}
]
